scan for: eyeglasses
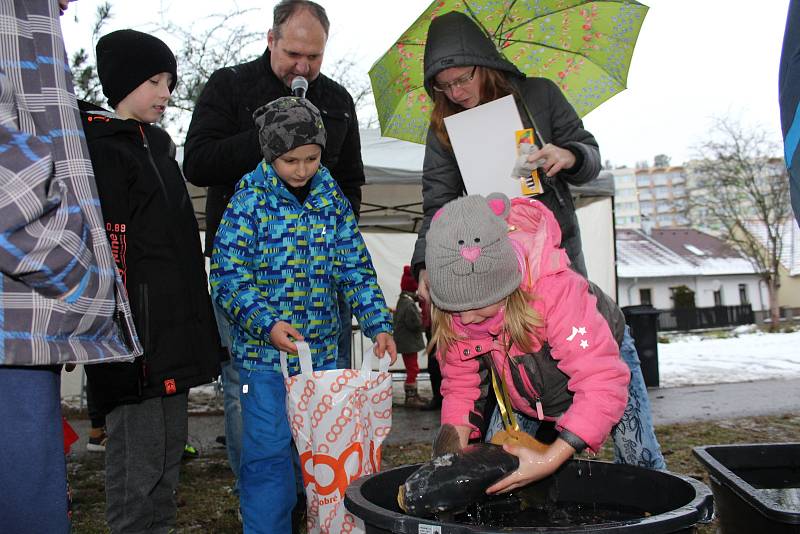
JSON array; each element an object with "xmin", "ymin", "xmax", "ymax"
[{"xmin": 432, "ymin": 66, "xmax": 478, "ymax": 93}]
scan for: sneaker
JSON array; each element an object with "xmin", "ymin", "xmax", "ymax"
[
  {"xmin": 86, "ymin": 431, "xmax": 107, "ymax": 453},
  {"xmin": 182, "ymin": 443, "xmax": 200, "ymax": 460}
]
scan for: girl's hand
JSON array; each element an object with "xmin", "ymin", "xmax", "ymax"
[
  {"xmin": 527, "ymin": 143, "xmax": 576, "ymax": 177},
  {"xmin": 485, "ymin": 438, "xmax": 576, "ymax": 494},
  {"xmin": 373, "ymin": 332, "xmax": 398, "ymax": 365},
  {"xmin": 269, "ymin": 321, "xmax": 304, "ymax": 354}
]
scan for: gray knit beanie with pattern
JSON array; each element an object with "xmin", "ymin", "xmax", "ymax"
[
  {"xmin": 252, "ymin": 96, "xmax": 327, "ymax": 162},
  {"xmin": 425, "ymin": 193, "xmax": 521, "ymax": 312}
]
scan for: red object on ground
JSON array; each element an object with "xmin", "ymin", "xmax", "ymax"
[{"xmin": 62, "ymin": 417, "xmax": 78, "ymax": 454}]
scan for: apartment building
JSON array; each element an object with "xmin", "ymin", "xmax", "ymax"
[{"xmin": 610, "ymin": 165, "xmax": 690, "ymax": 229}]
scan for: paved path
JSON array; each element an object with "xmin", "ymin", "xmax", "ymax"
[{"xmin": 66, "ymin": 377, "xmax": 800, "ymax": 458}]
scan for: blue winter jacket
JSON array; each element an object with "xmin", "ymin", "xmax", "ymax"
[{"xmin": 210, "ymin": 161, "xmax": 392, "ymax": 373}]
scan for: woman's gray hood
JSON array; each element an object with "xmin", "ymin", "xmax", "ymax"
[{"xmin": 423, "ymin": 11, "xmax": 524, "ymax": 97}]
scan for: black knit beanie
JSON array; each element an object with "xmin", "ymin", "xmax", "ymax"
[{"xmin": 96, "ymin": 29, "xmax": 177, "ymax": 108}]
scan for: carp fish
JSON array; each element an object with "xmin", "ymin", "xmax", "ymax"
[{"xmin": 397, "ymin": 424, "xmax": 525, "ymax": 517}]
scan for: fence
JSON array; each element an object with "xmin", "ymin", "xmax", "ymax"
[{"xmin": 657, "ymin": 304, "xmax": 755, "ymax": 332}]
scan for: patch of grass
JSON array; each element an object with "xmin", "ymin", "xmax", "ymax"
[{"xmin": 67, "ymin": 413, "xmax": 800, "ymax": 533}]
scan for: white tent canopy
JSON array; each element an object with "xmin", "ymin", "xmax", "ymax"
[{"xmin": 358, "ymin": 128, "xmax": 618, "ymax": 310}]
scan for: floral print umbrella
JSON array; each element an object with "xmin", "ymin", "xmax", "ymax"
[{"xmin": 369, "ymin": 0, "xmax": 649, "ymax": 144}]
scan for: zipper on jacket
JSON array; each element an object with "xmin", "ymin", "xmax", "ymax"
[
  {"xmin": 534, "ymin": 396, "xmax": 544, "ymax": 420},
  {"xmin": 543, "ymin": 175, "xmax": 567, "ymax": 207},
  {"xmin": 137, "ymin": 283, "xmax": 150, "ymax": 393},
  {"xmin": 138, "ymin": 124, "xmax": 170, "ymax": 201},
  {"xmin": 510, "ymin": 353, "xmax": 546, "ymax": 420}
]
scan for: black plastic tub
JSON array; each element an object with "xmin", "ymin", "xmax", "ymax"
[
  {"xmin": 693, "ymin": 443, "xmax": 800, "ymax": 534},
  {"xmin": 345, "ymin": 459, "xmax": 713, "ymax": 533}
]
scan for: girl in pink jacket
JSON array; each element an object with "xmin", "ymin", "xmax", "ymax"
[{"xmin": 425, "ymin": 193, "xmax": 630, "ymax": 493}]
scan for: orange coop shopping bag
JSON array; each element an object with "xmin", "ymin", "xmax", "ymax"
[{"xmin": 280, "ymin": 342, "xmax": 392, "ymax": 534}]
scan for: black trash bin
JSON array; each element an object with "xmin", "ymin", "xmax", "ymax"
[
  {"xmin": 345, "ymin": 460, "xmax": 713, "ymax": 533},
  {"xmin": 693, "ymin": 443, "xmax": 800, "ymax": 534},
  {"xmin": 622, "ymin": 305, "xmax": 661, "ymax": 388}
]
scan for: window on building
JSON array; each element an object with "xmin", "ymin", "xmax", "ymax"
[
  {"xmin": 713, "ymin": 289, "xmax": 723, "ymax": 306},
  {"xmin": 738, "ymin": 284, "xmax": 749, "ymax": 304},
  {"xmin": 639, "ymin": 288, "xmax": 652, "ymax": 305}
]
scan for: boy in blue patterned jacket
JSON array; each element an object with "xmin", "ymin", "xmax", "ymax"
[{"xmin": 210, "ymin": 96, "xmax": 396, "ymax": 533}]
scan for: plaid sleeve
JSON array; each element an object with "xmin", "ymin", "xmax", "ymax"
[{"xmin": 0, "ymin": 73, "xmax": 93, "ymax": 300}]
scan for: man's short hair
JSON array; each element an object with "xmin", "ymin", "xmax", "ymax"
[{"xmin": 272, "ymin": 0, "xmax": 330, "ymax": 39}]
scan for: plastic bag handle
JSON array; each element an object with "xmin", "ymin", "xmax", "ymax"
[
  {"xmin": 280, "ymin": 341, "xmax": 389, "ymax": 378},
  {"xmin": 360, "ymin": 345, "xmax": 391, "ymax": 379},
  {"xmin": 279, "ymin": 341, "xmax": 314, "ymax": 378}
]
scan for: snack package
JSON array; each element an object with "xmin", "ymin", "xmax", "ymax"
[{"xmin": 512, "ymin": 128, "xmax": 544, "ymax": 196}]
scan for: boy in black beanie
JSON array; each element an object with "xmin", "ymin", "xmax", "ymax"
[{"xmin": 80, "ymin": 30, "xmax": 222, "ymax": 533}]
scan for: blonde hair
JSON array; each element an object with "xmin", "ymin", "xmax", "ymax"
[
  {"xmin": 431, "ymin": 287, "xmax": 543, "ymax": 354},
  {"xmin": 429, "ymin": 66, "xmax": 517, "ymax": 150}
]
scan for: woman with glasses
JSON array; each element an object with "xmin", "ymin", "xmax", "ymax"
[
  {"xmin": 410, "ymin": 11, "xmax": 667, "ymax": 471},
  {"xmin": 411, "ymin": 10, "xmax": 600, "ymax": 285}
]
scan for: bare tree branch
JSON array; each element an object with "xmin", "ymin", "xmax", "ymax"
[
  {"xmin": 70, "ymin": 7, "xmax": 379, "ymax": 135},
  {"xmin": 156, "ymin": 10, "xmax": 263, "ymax": 137},
  {"xmin": 326, "ymin": 56, "xmax": 377, "ymax": 129},
  {"xmin": 687, "ymin": 117, "xmax": 791, "ymax": 330},
  {"xmin": 70, "ymin": 2, "xmax": 112, "ymax": 106}
]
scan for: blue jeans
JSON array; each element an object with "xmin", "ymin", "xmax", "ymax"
[
  {"xmin": 238, "ymin": 361, "xmax": 335, "ymax": 534},
  {"xmin": 335, "ymin": 288, "xmax": 352, "ymax": 369},
  {"xmin": 0, "ymin": 366, "xmax": 69, "ymax": 534},
  {"xmin": 212, "ymin": 302, "xmax": 242, "ymax": 494},
  {"xmin": 486, "ymin": 327, "xmax": 666, "ymax": 469},
  {"xmin": 614, "ymin": 326, "xmax": 666, "ymax": 469}
]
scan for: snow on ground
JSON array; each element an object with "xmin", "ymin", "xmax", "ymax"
[{"xmin": 658, "ymin": 328, "xmax": 800, "ymax": 387}]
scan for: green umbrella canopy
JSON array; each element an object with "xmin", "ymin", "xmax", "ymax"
[{"xmin": 369, "ymin": 0, "xmax": 649, "ymax": 144}]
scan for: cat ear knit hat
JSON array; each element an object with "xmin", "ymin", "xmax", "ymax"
[
  {"xmin": 96, "ymin": 29, "xmax": 177, "ymax": 108},
  {"xmin": 425, "ymin": 194, "xmax": 521, "ymax": 312},
  {"xmin": 252, "ymin": 96, "xmax": 327, "ymax": 163}
]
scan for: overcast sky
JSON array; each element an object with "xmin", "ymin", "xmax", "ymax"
[{"xmin": 60, "ymin": 0, "xmax": 792, "ymax": 168}]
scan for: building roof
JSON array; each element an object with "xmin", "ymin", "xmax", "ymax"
[
  {"xmin": 743, "ymin": 218, "xmax": 800, "ymax": 277},
  {"xmin": 617, "ymin": 228, "xmax": 759, "ymax": 278}
]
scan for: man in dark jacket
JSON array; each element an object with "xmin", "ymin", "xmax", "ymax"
[{"xmin": 182, "ymin": 0, "xmax": 364, "ymax": 519}]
